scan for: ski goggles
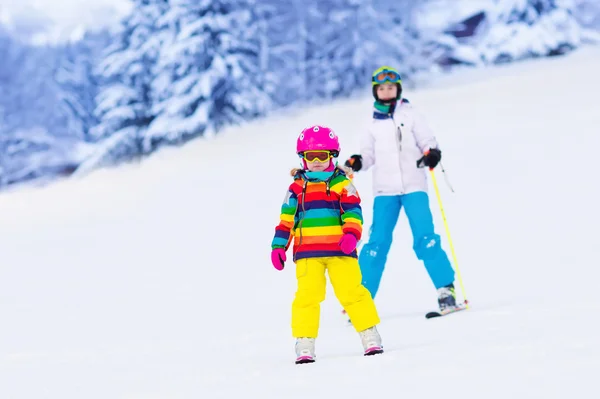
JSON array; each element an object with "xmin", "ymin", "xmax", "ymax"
[
  {"xmin": 299, "ymin": 150, "xmax": 336, "ymax": 163},
  {"xmin": 372, "ymin": 69, "xmax": 401, "ymax": 85}
]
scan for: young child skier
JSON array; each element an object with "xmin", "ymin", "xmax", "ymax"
[
  {"xmin": 271, "ymin": 125, "xmax": 384, "ymax": 364},
  {"xmin": 344, "ymin": 66, "xmax": 458, "ymax": 313}
]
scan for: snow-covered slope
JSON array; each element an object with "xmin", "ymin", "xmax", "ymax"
[{"xmin": 1, "ymin": 47, "xmax": 599, "ymax": 399}]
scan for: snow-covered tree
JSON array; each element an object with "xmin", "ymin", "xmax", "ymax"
[
  {"xmin": 254, "ymin": 0, "xmax": 429, "ymax": 103},
  {"xmin": 319, "ymin": 0, "xmax": 431, "ymax": 92},
  {"xmin": 54, "ymin": 30, "xmax": 111, "ymax": 141},
  {"xmin": 572, "ymin": 0, "xmax": 600, "ymax": 30},
  {"xmin": 0, "ymin": 38, "xmax": 59, "ymax": 134},
  {"xmin": 485, "ymin": 0, "xmax": 581, "ymax": 63},
  {"xmin": 378, "ymin": 0, "xmax": 440, "ymax": 77},
  {"xmin": 424, "ymin": 0, "xmax": 600, "ymax": 68},
  {"xmin": 3, "ymin": 0, "xmax": 600, "ymax": 188},
  {"xmin": 252, "ymin": 0, "xmax": 306, "ymax": 105},
  {"xmin": 302, "ymin": 0, "xmax": 375, "ymax": 100},
  {"xmin": 91, "ymin": 1, "xmax": 167, "ymax": 143},
  {"xmin": 0, "ymin": 107, "xmax": 8, "ymax": 187},
  {"xmin": 86, "ymin": 0, "xmax": 168, "ymax": 169},
  {"xmin": 144, "ymin": 0, "xmax": 272, "ymax": 149},
  {"xmin": 0, "ymin": 28, "xmax": 91, "ymax": 188}
]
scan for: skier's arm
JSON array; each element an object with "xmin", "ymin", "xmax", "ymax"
[
  {"xmin": 271, "ymin": 185, "xmax": 298, "ymax": 250},
  {"xmin": 412, "ymin": 107, "xmax": 439, "ymax": 152},
  {"xmin": 358, "ymin": 127, "xmax": 376, "ymax": 171},
  {"xmin": 339, "ymin": 180, "xmax": 363, "ymax": 241}
]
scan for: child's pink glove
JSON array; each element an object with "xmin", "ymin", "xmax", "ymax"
[
  {"xmin": 271, "ymin": 248, "xmax": 286, "ymax": 271},
  {"xmin": 339, "ymin": 234, "xmax": 358, "ymax": 254}
]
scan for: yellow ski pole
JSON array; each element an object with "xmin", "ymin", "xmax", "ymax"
[{"xmin": 429, "ymin": 167, "xmax": 469, "ymax": 308}]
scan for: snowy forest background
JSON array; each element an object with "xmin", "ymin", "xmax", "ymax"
[{"xmin": 1, "ymin": 0, "xmax": 599, "ymax": 190}]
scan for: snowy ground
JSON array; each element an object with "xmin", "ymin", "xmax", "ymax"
[{"xmin": 1, "ymin": 47, "xmax": 600, "ymax": 398}]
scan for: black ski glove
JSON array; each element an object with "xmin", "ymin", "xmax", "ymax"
[
  {"xmin": 417, "ymin": 148, "xmax": 441, "ymax": 169},
  {"xmin": 345, "ymin": 154, "xmax": 363, "ymax": 172}
]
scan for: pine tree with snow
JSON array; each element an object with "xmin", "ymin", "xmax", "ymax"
[
  {"xmin": 0, "ymin": 107, "xmax": 7, "ymax": 188},
  {"xmin": 54, "ymin": 30, "xmax": 111, "ymax": 142},
  {"xmin": 423, "ymin": 0, "xmax": 599, "ymax": 68},
  {"xmin": 301, "ymin": 0, "xmax": 374, "ymax": 100},
  {"xmin": 572, "ymin": 0, "xmax": 600, "ymax": 30},
  {"xmin": 252, "ymin": 0, "xmax": 307, "ymax": 105},
  {"xmin": 0, "ymin": 33, "xmax": 60, "ymax": 135},
  {"xmin": 144, "ymin": 0, "xmax": 272, "ymax": 149},
  {"xmin": 0, "ymin": 29, "xmax": 88, "ymax": 187},
  {"xmin": 88, "ymin": 0, "xmax": 169, "ymax": 168},
  {"xmin": 307, "ymin": 0, "xmax": 427, "ymax": 96},
  {"xmin": 487, "ymin": 0, "xmax": 580, "ymax": 63},
  {"xmin": 251, "ymin": 0, "xmax": 425, "ymax": 104}
]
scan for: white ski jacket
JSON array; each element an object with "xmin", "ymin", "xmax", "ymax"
[{"xmin": 359, "ymin": 99, "xmax": 439, "ymax": 196}]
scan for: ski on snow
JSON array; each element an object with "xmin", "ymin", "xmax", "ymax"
[
  {"xmin": 344, "ymin": 303, "xmax": 470, "ymax": 321},
  {"xmin": 425, "ymin": 302, "xmax": 469, "ymax": 319}
]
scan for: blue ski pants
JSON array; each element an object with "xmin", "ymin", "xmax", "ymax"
[{"xmin": 358, "ymin": 191, "xmax": 455, "ymax": 298}]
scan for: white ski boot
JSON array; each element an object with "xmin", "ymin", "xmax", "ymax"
[
  {"xmin": 295, "ymin": 337, "xmax": 316, "ymax": 364},
  {"xmin": 359, "ymin": 326, "xmax": 384, "ymax": 356},
  {"xmin": 437, "ymin": 283, "xmax": 457, "ymax": 311}
]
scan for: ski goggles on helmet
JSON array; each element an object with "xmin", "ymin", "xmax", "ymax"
[
  {"xmin": 299, "ymin": 150, "xmax": 337, "ymax": 163},
  {"xmin": 372, "ymin": 69, "xmax": 401, "ymax": 85}
]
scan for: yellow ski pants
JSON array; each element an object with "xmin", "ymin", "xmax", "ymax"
[{"xmin": 292, "ymin": 256, "xmax": 380, "ymax": 337}]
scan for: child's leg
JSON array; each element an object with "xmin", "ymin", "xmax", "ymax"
[
  {"xmin": 358, "ymin": 195, "xmax": 402, "ymax": 298},
  {"xmin": 292, "ymin": 258, "xmax": 327, "ymax": 338},
  {"xmin": 327, "ymin": 256, "xmax": 380, "ymax": 332},
  {"xmin": 401, "ymin": 191, "xmax": 455, "ymax": 289}
]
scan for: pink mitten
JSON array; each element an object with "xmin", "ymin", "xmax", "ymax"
[
  {"xmin": 339, "ymin": 234, "xmax": 358, "ymax": 254},
  {"xmin": 271, "ymin": 248, "xmax": 286, "ymax": 271}
]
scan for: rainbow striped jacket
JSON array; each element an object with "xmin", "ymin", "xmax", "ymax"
[{"xmin": 271, "ymin": 168, "xmax": 363, "ymax": 261}]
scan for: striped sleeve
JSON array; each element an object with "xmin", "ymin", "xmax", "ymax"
[
  {"xmin": 340, "ymin": 180, "xmax": 363, "ymax": 240},
  {"xmin": 271, "ymin": 184, "xmax": 298, "ymax": 250}
]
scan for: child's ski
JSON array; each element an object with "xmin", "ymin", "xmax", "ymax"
[{"xmin": 425, "ymin": 302, "xmax": 468, "ymax": 319}]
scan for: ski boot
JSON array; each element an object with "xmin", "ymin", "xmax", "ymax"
[
  {"xmin": 359, "ymin": 326, "xmax": 384, "ymax": 356},
  {"xmin": 295, "ymin": 337, "xmax": 316, "ymax": 364},
  {"xmin": 437, "ymin": 283, "xmax": 457, "ymax": 311}
]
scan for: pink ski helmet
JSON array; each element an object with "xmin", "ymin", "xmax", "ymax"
[{"xmin": 296, "ymin": 125, "xmax": 341, "ymax": 156}]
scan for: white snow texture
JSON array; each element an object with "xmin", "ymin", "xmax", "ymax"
[{"xmin": 1, "ymin": 46, "xmax": 599, "ymax": 398}]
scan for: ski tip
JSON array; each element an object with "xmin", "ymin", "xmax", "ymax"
[{"xmin": 425, "ymin": 311, "xmax": 442, "ymax": 319}]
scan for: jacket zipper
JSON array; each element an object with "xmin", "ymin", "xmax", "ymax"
[
  {"xmin": 295, "ymin": 173, "xmax": 335, "ymax": 260},
  {"xmin": 391, "ymin": 116, "xmax": 405, "ymax": 193},
  {"xmin": 298, "ymin": 181, "xmax": 308, "ymax": 247}
]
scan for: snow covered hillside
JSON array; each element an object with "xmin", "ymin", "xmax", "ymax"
[
  {"xmin": 1, "ymin": 47, "xmax": 599, "ymax": 399},
  {"xmin": 2, "ymin": 0, "xmax": 600, "ymax": 190}
]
